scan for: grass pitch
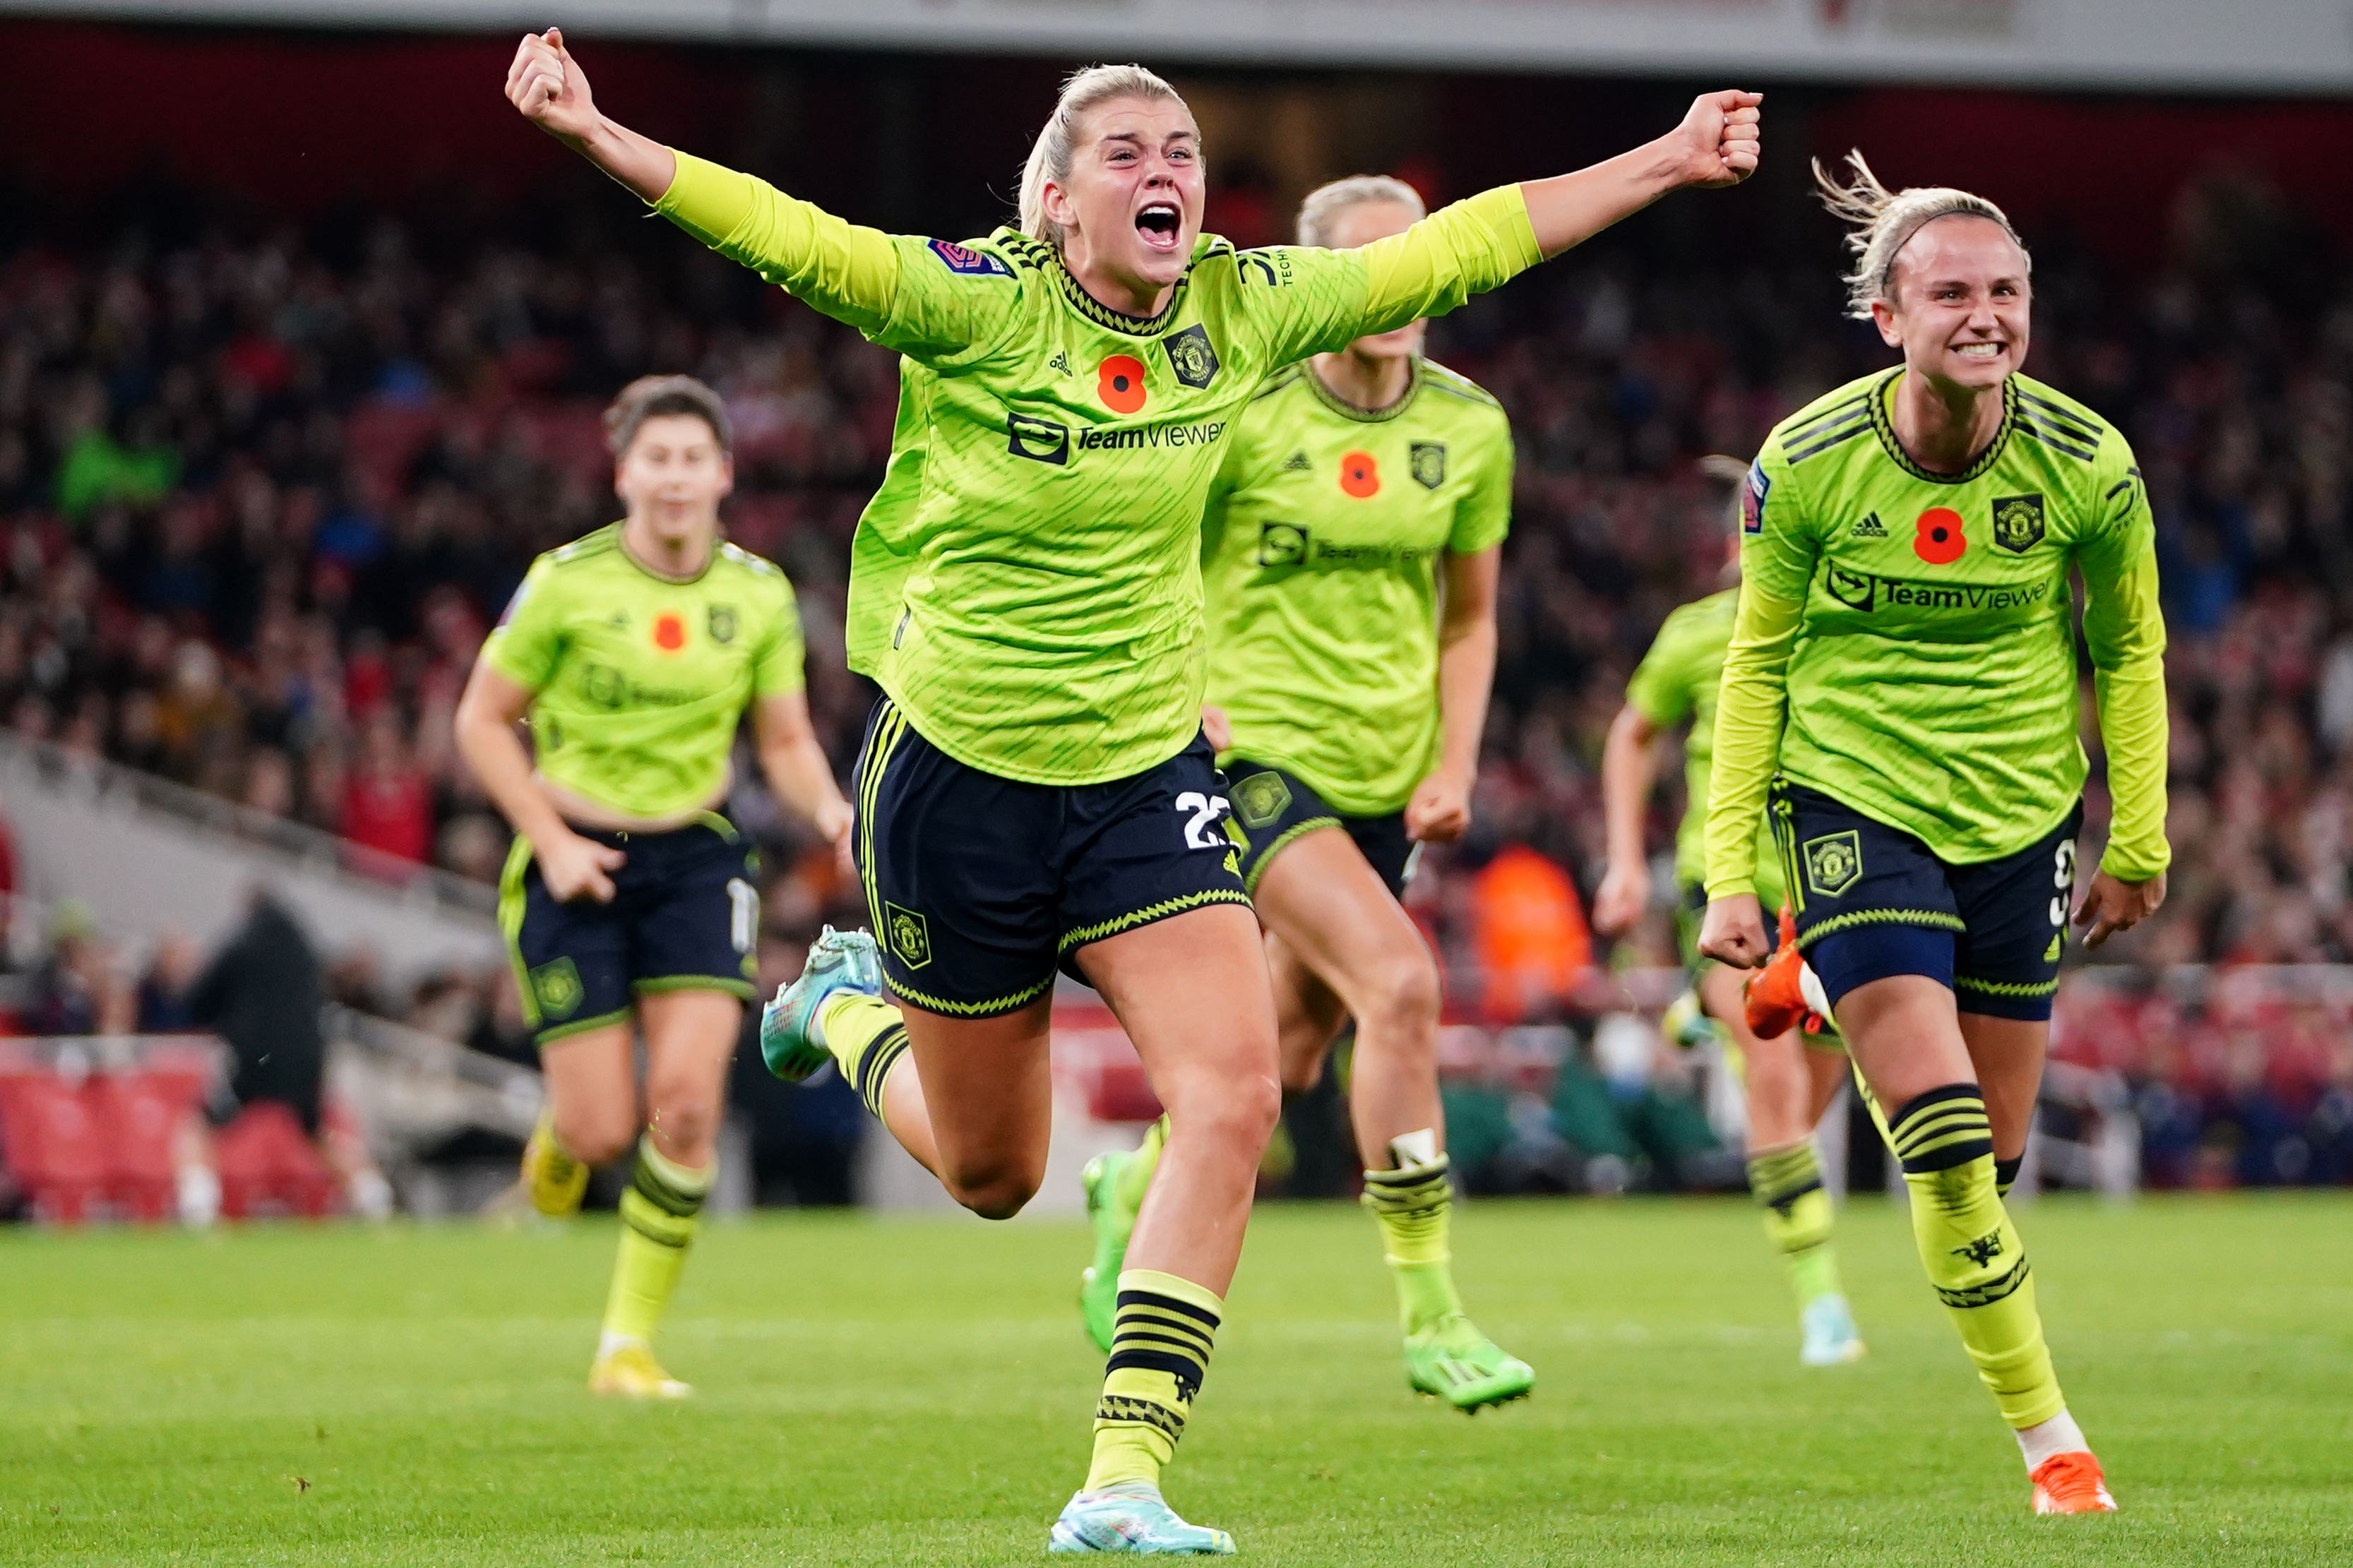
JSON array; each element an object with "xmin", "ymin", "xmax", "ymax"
[{"xmin": 1, "ymin": 1193, "xmax": 2347, "ymax": 1565}]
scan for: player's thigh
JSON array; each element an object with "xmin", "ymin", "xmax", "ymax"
[
  {"xmin": 628, "ymin": 818, "xmax": 763, "ymax": 1015},
  {"xmin": 1080, "ymin": 900, "xmax": 1280, "ymax": 1139},
  {"xmin": 1957, "ymin": 1012, "xmax": 2046, "ymax": 1161},
  {"xmin": 897, "ymin": 993, "xmax": 1057, "ymax": 1207},
  {"xmin": 1251, "ymin": 819, "xmax": 1436, "ymax": 1035},
  {"xmin": 1947, "ymin": 801, "xmax": 2082, "ymax": 1034},
  {"xmin": 1834, "ymin": 974, "xmax": 1974, "ymax": 1115},
  {"xmin": 1265, "ymin": 928, "xmax": 1349, "ymax": 1094},
  {"xmin": 637, "ymin": 988, "xmax": 744, "ymax": 1165},
  {"xmin": 537, "ymin": 1024, "xmax": 639, "ymax": 1164},
  {"xmin": 853, "ymin": 697, "xmax": 1063, "ymax": 1022},
  {"xmin": 503, "ymin": 836, "xmax": 634, "ymax": 1048}
]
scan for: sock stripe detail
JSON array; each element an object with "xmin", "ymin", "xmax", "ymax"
[
  {"xmin": 1362, "ymin": 1156, "xmax": 1453, "ymax": 1219},
  {"xmin": 1995, "ymin": 1154, "xmax": 2024, "ymax": 1197},
  {"xmin": 1890, "ymin": 1084, "xmax": 1996, "ymax": 1173},
  {"xmin": 1094, "ymin": 1392, "xmax": 1184, "ymax": 1443},
  {"xmin": 1114, "ymin": 1288, "xmax": 1222, "ymax": 1331},
  {"xmin": 1936, "ymin": 1253, "xmax": 2032, "ymax": 1310},
  {"xmin": 618, "ymin": 1188, "xmax": 696, "ymax": 1250},
  {"xmin": 852, "ymin": 1024, "xmax": 910, "ymax": 1118},
  {"xmin": 1746, "ymin": 1143, "xmax": 1823, "ymax": 1209},
  {"xmin": 629, "ymin": 1144, "xmax": 710, "ymax": 1220}
]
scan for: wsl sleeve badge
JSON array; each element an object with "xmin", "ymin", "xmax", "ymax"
[
  {"xmin": 1741, "ymin": 460, "xmax": 1770, "ymax": 537},
  {"xmin": 928, "ymin": 239, "xmax": 1011, "ymax": 277}
]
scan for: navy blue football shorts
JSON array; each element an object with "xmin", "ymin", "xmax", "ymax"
[
  {"xmin": 1768, "ymin": 777, "xmax": 2083, "ymax": 1022},
  {"xmin": 851, "ymin": 697, "xmax": 1252, "ymax": 1019},
  {"xmin": 501, "ymin": 815, "xmax": 761, "ymax": 1047},
  {"xmin": 1222, "ymin": 758, "xmax": 1419, "ymax": 902}
]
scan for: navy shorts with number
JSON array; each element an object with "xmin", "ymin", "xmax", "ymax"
[
  {"xmin": 1222, "ymin": 759, "xmax": 1418, "ymax": 901},
  {"xmin": 501, "ymin": 816, "xmax": 761, "ymax": 1046},
  {"xmin": 852, "ymin": 698, "xmax": 1252, "ymax": 1018},
  {"xmin": 1769, "ymin": 778, "xmax": 2082, "ymax": 1022}
]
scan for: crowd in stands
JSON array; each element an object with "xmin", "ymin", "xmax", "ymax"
[{"xmin": 5, "ymin": 162, "xmax": 2353, "ymax": 1189}]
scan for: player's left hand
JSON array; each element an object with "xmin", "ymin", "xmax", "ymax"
[
  {"xmin": 1671, "ymin": 90, "xmax": 1763, "ymax": 190},
  {"xmin": 2072, "ymin": 867, "xmax": 2165, "ymax": 949},
  {"xmin": 1405, "ymin": 769, "xmax": 1474, "ymax": 844},
  {"xmin": 814, "ymin": 794, "xmax": 856, "ymax": 879}
]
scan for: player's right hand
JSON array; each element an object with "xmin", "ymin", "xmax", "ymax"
[
  {"xmin": 506, "ymin": 28, "xmax": 601, "ymax": 145},
  {"xmin": 535, "ymin": 828, "xmax": 625, "ymax": 904},
  {"xmin": 1199, "ymin": 703, "xmax": 1232, "ymax": 753},
  {"xmin": 1591, "ymin": 859, "xmax": 1650, "ymax": 938},
  {"xmin": 1670, "ymin": 90, "xmax": 1763, "ymax": 190},
  {"xmin": 1696, "ymin": 891, "xmax": 1771, "ymax": 969}
]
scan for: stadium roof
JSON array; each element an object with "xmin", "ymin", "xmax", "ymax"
[{"xmin": 5, "ymin": 0, "xmax": 2353, "ymax": 95}]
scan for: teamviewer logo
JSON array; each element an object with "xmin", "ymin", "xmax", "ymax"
[{"xmin": 1007, "ymin": 411, "xmax": 1071, "ymax": 465}]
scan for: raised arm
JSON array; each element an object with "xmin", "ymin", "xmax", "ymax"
[
  {"xmin": 1264, "ymin": 92, "xmax": 1761, "ymax": 364},
  {"xmin": 506, "ymin": 30, "xmax": 1013, "ymax": 359},
  {"xmin": 2072, "ymin": 452, "xmax": 2170, "ymax": 946}
]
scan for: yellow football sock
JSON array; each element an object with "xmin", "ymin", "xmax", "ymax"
[
  {"xmin": 1361, "ymin": 1154, "xmax": 1463, "ymax": 1332},
  {"xmin": 1085, "ymin": 1269, "xmax": 1224, "ymax": 1492},
  {"xmin": 818, "ymin": 993, "xmax": 912, "ymax": 1120},
  {"xmin": 600, "ymin": 1135, "xmax": 713, "ymax": 1346},
  {"xmin": 1889, "ymin": 1085, "xmax": 2065, "ymax": 1429},
  {"xmin": 1747, "ymin": 1141, "xmax": 1844, "ymax": 1310},
  {"xmin": 1117, "ymin": 1115, "xmax": 1168, "ymax": 1210}
]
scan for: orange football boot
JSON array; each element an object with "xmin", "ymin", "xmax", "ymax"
[
  {"xmin": 2029, "ymin": 1451, "xmax": 2117, "ymax": 1515},
  {"xmin": 1743, "ymin": 906, "xmax": 1824, "ymax": 1040}
]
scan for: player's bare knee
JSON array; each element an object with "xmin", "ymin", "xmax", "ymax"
[
  {"xmin": 1174, "ymin": 1067, "xmax": 1282, "ymax": 1160},
  {"xmin": 1359, "ymin": 951, "xmax": 1441, "ymax": 1045},
  {"xmin": 946, "ymin": 1161, "xmax": 1040, "ymax": 1220},
  {"xmin": 643, "ymin": 1094, "xmax": 720, "ymax": 1166},
  {"xmin": 555, "ymin": 1108, "xmax": 636, "ymax": 1168}
]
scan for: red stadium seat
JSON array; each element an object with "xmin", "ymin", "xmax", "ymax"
[
  {"xmin": 90, "ymin": 1070, "xmax": 208, "ymax": 1223},
  {"xmin": 213, "ymin": 1103, "xmax": 337, "ymax": 1220},
  {"xmin": 0, "ymin": 1071, "xmax": 111, "ymax": 1223}
]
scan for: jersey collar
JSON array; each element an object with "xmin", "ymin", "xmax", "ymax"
[
  {"xmin": 1869, "ymin": 368, "xmax": 2017, "ymax": 486},
  {"xmin": 614, "ymin": 522, "xmax": 718, "ymax": 585},
  {"xmin": 1052, "ymin": 258, "xmax": 1193, "ymax": 337},
  {"xmin": 1302, "ymin": 354, "xmax": 1424, "ymax": 424}
]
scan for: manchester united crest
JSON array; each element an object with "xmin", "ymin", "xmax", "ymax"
[
  {"xmin": 1991, "ymin": 493, "xmax": 2046, "ymax": 554},
  {"xmin": 1410, "ymin": 442, "xmax": 1446, "ymax": 489},
  {"xmin": 1804, "ymin": 831, "xmax": 1864, "ymax": 898},
  {"xmin": 1162, "ymin": 325, "xmax": 1220, "ymax": 390}
]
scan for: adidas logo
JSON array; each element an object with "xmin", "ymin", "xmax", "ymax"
[
  {"xmin": 1281, "ymin": 450, "xmax": 1311, "ymax": 472},
  {"xmin": 1850, "ymin": 513, "xmax": 1887, "ymax": 539},
  {"xmin": 1048, "ymin": 351, "xmax": 1071, "ymax": 373}
]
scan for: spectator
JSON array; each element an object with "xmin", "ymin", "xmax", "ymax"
[{"xmin": 175, "ymin": 890, "xmax": 393, "ymax": 1223}]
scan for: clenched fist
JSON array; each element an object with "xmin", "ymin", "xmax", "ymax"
[
  {"xmin": 506, "ymin": 28, "xmax": 602, "ymax": 146},
  {"xmin": 1672, "ymin": 90, "xmax": 1763, "ymax": 190}
]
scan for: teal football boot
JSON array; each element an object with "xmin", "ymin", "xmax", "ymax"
[
  {"xmin": 1049, "ymin": 1485, "xmax": 1234, "ymax": 1555},
  {"xmin": 759, "ymin": 925, "xmax": 883, "ymax": 1082}
]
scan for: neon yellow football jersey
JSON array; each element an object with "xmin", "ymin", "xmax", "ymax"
[
  {"xmin": 653, "ymin": 152, "xmax": 1541, "ymax": 786},
  {"xmin": 482, "ymin": 525, "xmax": 805, "ymax": 820},
  {"xmin": 1707, "ymin": 368, "xmax": 2169, "ymax": 894},
  {"xmin": 1199, "ymin": 358, "xmax": 1511, "ymax": 817}
]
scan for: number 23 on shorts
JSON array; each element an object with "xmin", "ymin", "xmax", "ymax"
[{"xmin": 1175, "ymin": 790, "xmax": 1232, "ymax": 850}]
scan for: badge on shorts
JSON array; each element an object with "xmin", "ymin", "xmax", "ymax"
[
  {"xmin": 885, "ymin": 903, "xmax": 933, "ymax": 970},
  {"xmin": 1803, "ymin": 831, "xmax": 1864, "ymax": 898},
  {"xmin": 1232, "ymin": 770, "xmax": 1292, "ymax": 829},
  {"xmin": 530, "ymin": 957, "xmax": 584, "ymax": 1020}
]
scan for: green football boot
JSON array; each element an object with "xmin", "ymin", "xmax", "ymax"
[
  {"xmin": 1404, "ymin": 1312, "xmax": 1535, "ymax": 1413},
  {"xmin": 760, "ymin": 925, "xmax": 883, "ymax": 1082},
  {"xmin": 1049, "ymin": 1484, "xmax": 1234, "ymax": 1555},
  {"xmin": 1078, "ymin": 1149, "xmax": 1139, "ymax": 1353}
]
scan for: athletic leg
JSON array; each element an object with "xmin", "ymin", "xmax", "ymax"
[
  {"xmin": 1701, "ymin": 962, "xmax": 1862, "ymax": 1365},
  {"xmin": 1251, "ymin": 825, "xmax": 1530, "ymax": 1410},
  {"xmin": 1064, "ymin": 901, "xmax": 1276, "ymax": 1527}
]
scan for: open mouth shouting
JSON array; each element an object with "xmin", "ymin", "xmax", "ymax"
[{"xmin": 1135, "ymin": 200, "xmax": 1182, "ymax": 253}]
